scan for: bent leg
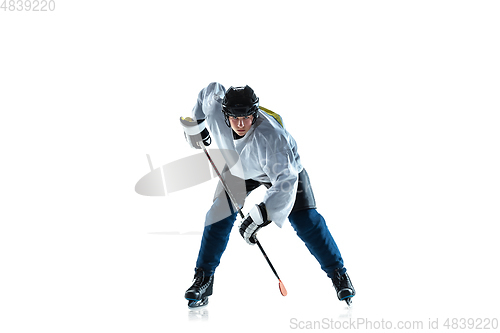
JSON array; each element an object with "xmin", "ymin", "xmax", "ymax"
[
  {"xmin": 194, "ymin": 174, "xmax": 264, "ymax": 275},
  {"xmin": 195, "ymin": 194, "xmax": 238, "ymax": 275},
  {"xmin": 288, "ymin": 208, "xmax": 345, "ymax": 278}
]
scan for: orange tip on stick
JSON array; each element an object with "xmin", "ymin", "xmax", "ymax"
[{"xmin": 279, "ymin": 279, "xmax": 287, "ymax": 296}]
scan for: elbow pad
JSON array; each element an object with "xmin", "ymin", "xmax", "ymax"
[{"xmin": 180, "ymin": 117, "xmax": 211, "ymax": 149}]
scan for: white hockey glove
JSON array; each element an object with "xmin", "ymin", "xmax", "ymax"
[
  {"xmin": 239, "ymin": 203, "xmax": 271, "ymax": 245},
  {"xmin": 180, "ymin": 116, "xmax": 211, "ymax": 149}
]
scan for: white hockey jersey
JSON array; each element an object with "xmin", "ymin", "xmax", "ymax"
[{"xmin": 191, "ymin": 82, "xmax": 303, "ymax": 227}]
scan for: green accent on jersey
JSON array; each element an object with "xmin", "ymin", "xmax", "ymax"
[{"xmin": 259, "ymin": 106, "xmax": 284, "ymax": 128}]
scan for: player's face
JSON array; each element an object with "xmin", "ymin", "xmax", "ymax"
[{"xmin": 229, "ymin": 115, "xmax": 254, "ymax": 137}]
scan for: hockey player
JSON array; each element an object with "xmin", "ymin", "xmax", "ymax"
[{"xmin": 180, "ymin": 82, "xmax": 355, "ymax": 308}]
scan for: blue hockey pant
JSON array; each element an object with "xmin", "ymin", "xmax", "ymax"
[{"xmin": 194, "ymin": 198, "xmax": 345, "ymax": 278}]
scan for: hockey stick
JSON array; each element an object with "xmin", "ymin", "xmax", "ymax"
[{"xmin": 198, "ymin": 141, "xmax": 287, "ymax": 297}]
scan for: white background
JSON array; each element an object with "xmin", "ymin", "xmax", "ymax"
[{"xmin": 1, "ymin": 1, "xmax": 499, "ymax": 332}]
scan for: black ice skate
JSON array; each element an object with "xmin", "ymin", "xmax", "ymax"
[
  {"xmin": 185, "ymin": 268, "xmax": 214, "ymax": 309},
  {"xmin": 332, "ymin": 269, "xmax": 355, "ymax": 306}
]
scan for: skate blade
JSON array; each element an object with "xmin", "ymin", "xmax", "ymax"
[
  {"xmin": 187, "ymin": 297, "xmax": 209, "ymax": 309},
  {"xmin": 342, "ymin": 296, "xmax": 353, "ymax": 307}
]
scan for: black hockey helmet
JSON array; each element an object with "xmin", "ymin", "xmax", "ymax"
[{"xmin": 222, "ymin": 85, "xmax": 259, "ymax": 126}]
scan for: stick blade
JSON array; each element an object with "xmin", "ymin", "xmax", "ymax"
[{"xmin": 279, "ymin": 279, "xmax": 287, "ymax": 296}]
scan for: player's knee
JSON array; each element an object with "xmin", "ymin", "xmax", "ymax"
[{"xmin": 289, "ymin": 208, "xmax": 323, "ymax": 236}]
